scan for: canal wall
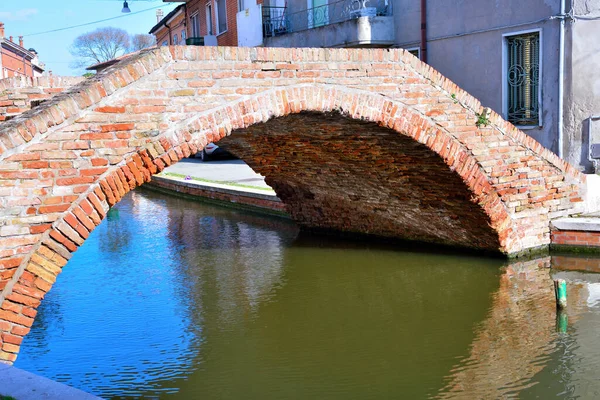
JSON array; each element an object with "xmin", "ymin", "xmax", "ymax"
[
  {"xmin": 551, "ymin": 217, "xmax": 600, "ymax": 253},
  {"xmin": 0, "ymin": 363, "xmax": 101, "ymax": 399},
  {"xmin": 146, "ymin": 175, "xmax": 288, "ymax": 217}
]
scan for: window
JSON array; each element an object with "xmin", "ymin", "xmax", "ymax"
[
  {"xmin": 162, "ymin": 40, "xmax": 168, "ymax": 46},
  {"xmin": 181, "ymin": 30, "xmax": 186, "ymax": 42},
  {"xmin": 190, "ymin": 13, "xmax": 200, "ymax": 37},
  {"xmin": 206, "ymin": 3, "xmax": 214, "ymax": 35},
  {"xmin": 216, "ymin": 0, "xmax": 227, "ymax": 34},
  {"xmin": 238, "ymin": 0, "xmax": 246, "ymax": 11},
  {"xmin": 173, "ymin": 34, "xmax": 179, "ymax": 45},
  {"xmin": 406, "ymin": 47, "xmax": 420, "ymax": 60},
  {"xmin": 504, "ymin": 31, "xmax": 541, "ymax": 127}
]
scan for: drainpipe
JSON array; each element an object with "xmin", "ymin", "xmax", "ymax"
[
  {"xmin": 183, "ymin": 4, "xmax": 188, "ymax": 42},
  {"xmin": 557, "ymin": 0, "xmax": 565, "ymax": 158},
  {"xmin": 420, "ymin": 0, "xmax": 427, "ymax": 62},
  {"xmin": 165, "ymin": 22, "xmax": 172, "ymax": 45},
  {"xmin": 588, "ymin": 116, "xmax": 600, "ymax": 169}
]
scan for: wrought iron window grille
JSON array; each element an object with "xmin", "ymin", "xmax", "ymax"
[{"xmin": 506, "ymin": 32, "xmax": 540, "ymax": 126}]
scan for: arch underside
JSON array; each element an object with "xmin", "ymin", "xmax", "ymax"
[{"xmin": 219, "ymin": 112, "xmax": 501, "ymax": 252}]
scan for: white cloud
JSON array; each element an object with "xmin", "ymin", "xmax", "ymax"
[{"xmin": 0, "ymin": 8, "xmax": 39, "ymax": 22}]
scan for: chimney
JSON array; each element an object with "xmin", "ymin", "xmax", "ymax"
[
  {"xmin": 9, "ymin": 35, "xmax": 13, "ymax": 42},
  {"xmin": 156, "ymin": 9, "xmax": 164, "ymax": 23},
  {"xmin": 19, "ymin": 36, "xmax": 23, "ymax": 47},
  {"xmin": 0, "ymin": 23, "xmax": 4, "ymax": 39}
]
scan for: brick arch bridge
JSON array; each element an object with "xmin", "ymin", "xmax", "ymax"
[{"xmin": 0, "ymin": 46, "xmax": 586, "ymax": 362}]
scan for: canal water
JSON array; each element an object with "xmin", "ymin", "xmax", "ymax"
[{"xmin": 15, "ymin": 189, "xmax": 600, "ymax": 399}]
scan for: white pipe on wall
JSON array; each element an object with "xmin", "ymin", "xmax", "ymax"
[
  {"xmin": 557, "ymin": 0, "xmax": 566, "ymax": 158},
  {"xmin": 588, "ymin": 115, "xmax": 600, "ymax": 162}
]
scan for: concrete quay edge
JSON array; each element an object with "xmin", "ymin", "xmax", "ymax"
[
  {"xmin": 551, "ymin": 217, "xmax": 600, "ymax": 232},
  {"xmin": 0, "ymin": 363, "xmax": 102, "ymax": 400},
  {"xmin": 152, "ymin": 174, "xmax": 279, "ymax": 201},
  {"xmin": 145, "ymin": 174, "xmax": 289, "ymax": 218}
]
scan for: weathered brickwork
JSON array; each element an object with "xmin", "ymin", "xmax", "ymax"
[
  {"xmin": 222, "ymin": 112, "xmax": 503, "ymax": 250},
  {"xmin": 0, "ymin": 76, "xmax": 83, "ymax": 121},
  {"xmin": 551, "ymin": 230, "xmax": 600, "ymax": 248},
  {"xmin": 0, "ymin": 46, "xmax": 587, "ymax": 362}
]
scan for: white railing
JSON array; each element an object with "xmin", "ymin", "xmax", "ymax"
[{"xmin": 262, "ymin": 0, "xmax": 391, "ymax": 37}]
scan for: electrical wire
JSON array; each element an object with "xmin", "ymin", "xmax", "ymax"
[{"xmin": 22, "ymin": 4, "xmax": 167, "ymax": 37}]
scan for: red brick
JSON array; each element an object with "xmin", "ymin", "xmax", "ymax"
[
  {"xmin": 49, "ymin": 230, "xmax": 78, "ymax": 252},
  {"xmin": 22, "ymin": 161, "xmax": 49, "ymax": 169},
  {"xmin": 80, "ymin": 132, "xmax": 113, "ymax": 140},
  {"xmin": 80, "ymin": 168, "xmax": 108, "ymax": 176},
  {"xmin": 95, "ymin": 106, "xmax": 126, "ymax": 113},
  {"xmin": 100, "ymin": 123, "xmax": 134, "ymax": 132},
  {"xmin": 30, "ymin": 224, "xmax": 52, "ymax": 234},
  {"xmin": 39, "ymin": 204, "xmax": 71, "ymax": 214},
  {"xmin": 0, "ymin": 310, "xmax": 33, "ymax": 327}
]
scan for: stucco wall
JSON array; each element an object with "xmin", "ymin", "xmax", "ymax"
[
  {"xmin": 564, "ymin": 0, "xmax": 600, "ymax": 172},
  {"xmin": 264, "ymin": 16, "xmax": 394, "ymax": 47},
  {"xmin": 394, "ymin": 0, "xmax": 562, "ymax": 156}
]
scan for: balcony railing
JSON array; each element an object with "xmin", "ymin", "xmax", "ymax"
[{"xmin": 262, "ymin": 0, "xmax": 392, "ymax": 38}]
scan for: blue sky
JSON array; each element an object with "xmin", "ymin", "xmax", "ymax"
[{"xmin": 1, "ymin": 1, "xmax": 179, "ymax": 76}]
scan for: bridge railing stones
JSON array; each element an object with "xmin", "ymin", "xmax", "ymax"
[
  {"xmin": 0, "ymin": 76, "xmax": 84, "ymax": 122},
  {"xmin": 0, "ymin": 45, "xmax": 587, "ymax": 363}
]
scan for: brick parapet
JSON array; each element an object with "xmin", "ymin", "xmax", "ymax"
[
  {"xmin": 0, "ymin": 76, "xmax": 85, "ymax": 122},
  {"xmin": 0, "ymin": 45, "xmax": 588, "ymax": 363}
]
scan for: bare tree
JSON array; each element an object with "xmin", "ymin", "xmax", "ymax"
[
  {"xmin": 70, "ymin": 27, "xmax": 130, "ymax": 68},
  {"xmin": 130, "ymin": 34, "xmax": 156, "ymax": 52}
]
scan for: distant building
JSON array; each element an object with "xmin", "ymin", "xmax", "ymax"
[
  {"xmin": 150, "ymin": 0, "xmax": 239, "ymax": 46},
  {"xmin": 149, "ymin": 5, "xmax": 188, "ymax": 46},
  {"xmin": 0, "ymin": 22, "xmax": 44, "ymax": 78}
]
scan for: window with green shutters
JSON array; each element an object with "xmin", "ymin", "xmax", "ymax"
[{"xmin": 506, "ymin": 32, "xmax": 540, "ymax": 126}]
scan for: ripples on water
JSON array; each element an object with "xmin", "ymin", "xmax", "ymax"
[{"xmin": 14, "ymin": 189, "xmax": 600, "ymax": 399}]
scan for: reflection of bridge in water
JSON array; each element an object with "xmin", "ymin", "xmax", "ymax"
[
  {"xmin": 438, "ymin": 255, "xmax": 600, "ymax": 399},
  {"xmin": 12, "ymin": 188, "xmax": 600, "ymax": 398}
]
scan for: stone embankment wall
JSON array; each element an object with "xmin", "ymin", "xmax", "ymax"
[
  {"xmin": 0, "ymin": 76, "xmax": 84, "ymax": 122},
  {"xmin": 148, "ymin": 175, "xmax": 286, "ymax": 215}
]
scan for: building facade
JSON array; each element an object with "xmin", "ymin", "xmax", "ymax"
[
  {"xmin": 0, "ymin": 22, "xmax": 44, "ymax": 79},
  {"xmin": 152, "ymin": 0, "xmax": 243, "ymax": 46},
  {"xmin": 150, "ymin": 4, "xmax": 188, "ymax": 46}
]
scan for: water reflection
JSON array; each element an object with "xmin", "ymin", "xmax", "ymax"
[
  {"xmin": 14, "ymin": 188, "xmax": 600, "ymax": 399},
  {"xmin": 438, "ymin": 255, "xmax": 600, "ymax": 399}
]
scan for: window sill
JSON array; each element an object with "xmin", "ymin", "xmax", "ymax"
[
  {"xmin": 514, "ymin": 125, "xmax": 542, "ymax": 130},
  {"xmin": 217, "ymin": 30, "xmax": 228, "ymax": 37}
]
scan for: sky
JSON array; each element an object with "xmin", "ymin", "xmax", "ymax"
[{"xmin": 0, "ymin": 0, "xmax": 179, "ymax": 76}]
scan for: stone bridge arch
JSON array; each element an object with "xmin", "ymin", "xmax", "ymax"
[{"xmin": 0, "ymin": 46, "xmax": 585, "ymax": 362}]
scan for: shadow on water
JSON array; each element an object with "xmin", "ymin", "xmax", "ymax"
[{"xmin": 14, "ymin": 188, "xmax": 600, "ymax": 399}]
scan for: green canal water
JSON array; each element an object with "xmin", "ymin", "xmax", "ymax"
[{"xmin": 15, "ymin": 189, "xmax": 600, "ymax": 399}]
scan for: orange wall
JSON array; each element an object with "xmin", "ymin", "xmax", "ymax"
[
  {"xmin": 186, "ymin": 0, "xmax": 239, "ymax": 46},
  {"xmin": 1, "ymin": 47, "xmax": 34, "ymax": 78},
  {"xmin": 154, "ymin": 11, "xmax": 187, "ymax": 46}
]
